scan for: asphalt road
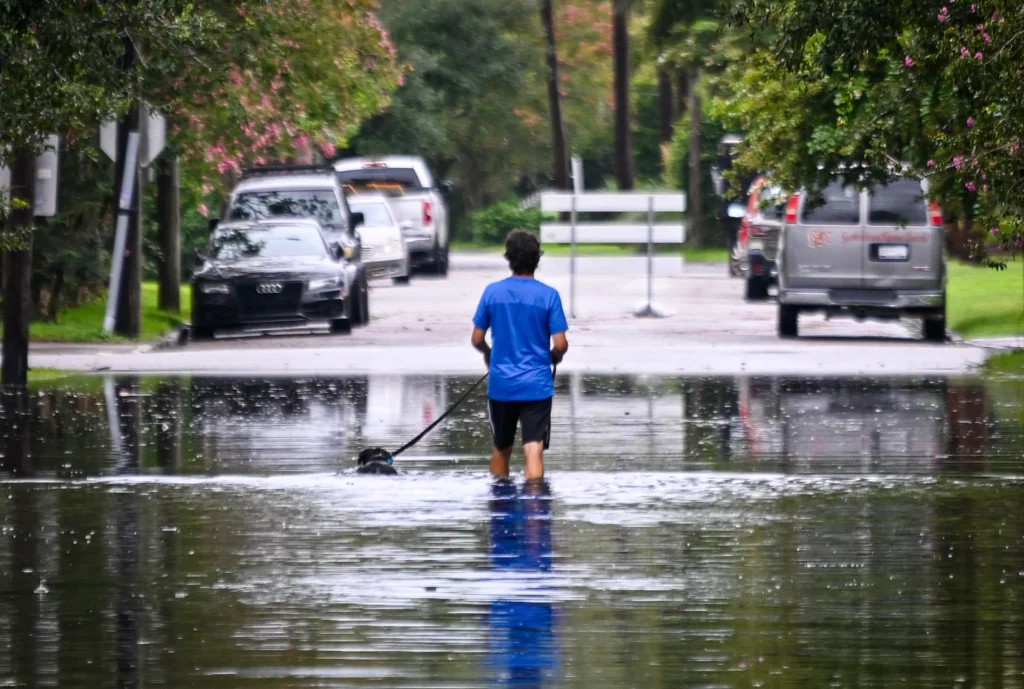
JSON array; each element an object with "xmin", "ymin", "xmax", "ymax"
[{"xmin": 27, "ymin": 252, "xmax": 988, "ymax": 376}]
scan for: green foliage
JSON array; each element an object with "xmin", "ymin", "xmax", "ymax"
[
  {"xmin": 352, "ymin": 0, "xmax": 545, "ymax": 229},
  {"xmin": 664, "ymin": 106, "xmax": 727, "ymax": 245},
  {"xmin": 470, "ymin": 199, "xmax": 543, "ymax": 245}
]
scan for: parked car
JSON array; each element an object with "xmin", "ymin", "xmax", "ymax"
[
  {"xmin": 346, "ymin": 194, "xmax": 411, "ymax": 285},
  {"xmin": 191, "ymin": 219, "xmax": 368, "ymax": 339},
  {"xmin": 727, "ymin": 176, "xmax": 786, "ymax": 300},
  {"xmin": 334, "ymin": 156, "xmax": 450, "ymax": 275},
  {"xmin": 776, "ymin": 178, "xmax": 945, "ymax": 341},
  {"xmin": 219, "ymin": 165, "xmax": 371, "ymax": 330}
]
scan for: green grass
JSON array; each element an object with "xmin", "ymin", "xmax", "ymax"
[
  {"xmin": 984, "ymin": 350, "xmax": 1024, "ymax": 374},
  {"xmin": 0, "ymin": 283, "xmax": 192, "ymax": 344},
  {"xmin": 947, "ymin": 260, "xmax": 1024, "ymax": 339},
  {"xmin": 452, "ymin": 240, "xmax": 728, "ymax": 263}
]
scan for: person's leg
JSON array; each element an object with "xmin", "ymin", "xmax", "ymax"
[
  {"xmin": 488, "ymin": 399, "xmax": 518, "ymax": 478},
  {"xmin": 491, "ymin": 445, "xmax": 514, "ymax": 477},
  {"xmin": 519, "ymin": 398, "xmax": 552, "ymax": 481}
]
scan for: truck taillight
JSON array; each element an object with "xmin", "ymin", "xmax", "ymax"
[
  {"xmin": 785, "ymin": 193, "xmax": 800, "ymax": 224},
  {"xmin": 739, "ymin": 219, "xmax": 749, "ymax": 245},
  {"xmin": 423, "ymin": 200, "xmax": 433, "ymax": 225},
  {"xmin": 929, "ymin": 201, "xmax": 943, "ymax": 226}
]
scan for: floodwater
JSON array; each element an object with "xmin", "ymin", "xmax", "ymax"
[{"xmin": 2, "ymin": 374, "xmax": 1024, "ymax": 688}]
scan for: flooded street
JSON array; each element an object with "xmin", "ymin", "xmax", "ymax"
[{"xmin": 3, "ymin": 374, "xmax": 1024, "ymax": 687}]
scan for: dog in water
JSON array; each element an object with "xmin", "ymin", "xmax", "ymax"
[{"xmin": 357, "ymin": 448, "xmax": 398, "ymax": 475}]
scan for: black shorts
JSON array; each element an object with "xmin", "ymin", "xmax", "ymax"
[{"xmin": 488, "ymin": 398, "xmax": 552, "ymax": 450}]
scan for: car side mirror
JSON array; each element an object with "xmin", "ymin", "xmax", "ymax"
[
  {"xmin": 330, "ymin": 243, "xmax": 344, "ymax": 260},
  {"xmin": 351, "ymin": 211, "xmax": 365, "ymax": 229},
  {"xmin": 727, "ymin": 203, "xmax": 747, "ymax": 219},
  {"xmin": 208, "ymin": 218, "xmax": 220, "ymax": 233},
  {"xmin": 440, "ymin": 180, "xmax": 454, "ymax": 195}
]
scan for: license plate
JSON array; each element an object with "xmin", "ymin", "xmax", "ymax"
[{"xmin": 877, "ymin": 244, "xmax": 908, "ymax": 261}]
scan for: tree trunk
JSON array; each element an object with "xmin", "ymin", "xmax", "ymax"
[
  {"xmin": 674, "ymin": 70, "xmax": 689, "ymax": 123},
  {"xmin": 2, "ymin": 148, "xmax": 37, "ymax": 386},
  {"xmin": 688, "ymin": 69, "xmax": 703, "ymax": 246},
  {"xmin": 540, "ymin": 0, "xmax": 571, "ymax": 190},
  {"xmin": 658, "ymin": 69, "xmax": 674, "ymax": 143},
  {"xmin": 613, "ymin": 0, "xmax": 635, "ymax": 190},
  {"xmin": 50, "ymin": 267, "xmax": 64, "ymax": 322},
  {"xmin": 156, "ymin": 155, "xmax": 181, "ymax": 313}
]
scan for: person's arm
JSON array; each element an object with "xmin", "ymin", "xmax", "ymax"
[
  {"xmin": 548, "ymin": 291, "xmax": 570, "ymax": 366},
  {"xmin": 472, "ymin": 327, "xmax": 491, "ymax": 368}
]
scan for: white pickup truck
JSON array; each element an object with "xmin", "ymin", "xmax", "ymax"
[{"xmin": 334, "ymin": 156, "xmax": 450, "ymax": 275}]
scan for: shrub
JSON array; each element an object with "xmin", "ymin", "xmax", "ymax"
[{"xmin": 470, "ymin": 199, "xmax": 543, "ymax": 245}]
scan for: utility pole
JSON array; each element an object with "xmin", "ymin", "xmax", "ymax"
[
  {"xmin": 1, "ymin": 149, "xmax": 37, "ymax": 386},
  {"xmin": 539, "ymin": 0, "xmax": 570, "ymax": 190},
  {"xmin": 106, "ymin": 36, "xmax": 142, "ymax": 337},
  {"xmin": 613, "ymin": 0, "xmax": 635, "ymax": 191}
]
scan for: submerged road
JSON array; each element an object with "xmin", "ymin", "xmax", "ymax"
[{"xmin": 26, "ymin": 252, "xmax": 987, "ymax": 376}]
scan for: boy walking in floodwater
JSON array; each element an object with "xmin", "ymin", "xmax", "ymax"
[{"xmin": 472, "ymin": 231, "xmax": 569, "ymax": 480}]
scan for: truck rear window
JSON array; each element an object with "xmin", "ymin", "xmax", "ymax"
[
  {"xmin": 867, "ymin": 180, "xmax": 927, "ymax": 226},
  {"xmin": 337, "ymin": 168, "xmax": 424, "ymax": 192},
  {"xmin": 800, "ymin": 183, "xmax": 859, "ymax": 225}
]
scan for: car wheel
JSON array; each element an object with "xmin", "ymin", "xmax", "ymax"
[
  {"xmin": 745, "ymin": 276, "xmax": 769, "ymax": 301},
  {"xmin": 360, "ymin": 281, "xmax": 371, "ymax": 324},
  {"xmin": 191, "ymin": 325, "xmax": 215, "ymax": 341},
  {"xmin": 778, "ymin": 304, "xmax": 799, "ymax": 338},
  {"xmin": 330, "ymin": 318, "xmax": 352, "ymax": 335},
  {"xmin": 434, "ymin": 242, "xmax": 449, "ymax": 276},
  {"xmin": 923, "ymin": 312, "xmax": 946, "ymax": 342},
  {"xmin": 349, "ymin": 280, "xmax": 367, "ymax": 326}
]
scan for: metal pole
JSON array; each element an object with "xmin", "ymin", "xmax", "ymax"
[
  {"xmin": 647, "ymin": 194, "xmax": 654, "ymax": 308},
  {"xmin": 570, "ymin": 193, "xmax": 577, "ymax": 319},
  {"xmin": 103, "ymin": 132, "xmax": 140, "ymax": 333}
]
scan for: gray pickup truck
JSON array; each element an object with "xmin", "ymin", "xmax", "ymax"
[
  {"xmin": 776, "ymin": 178, "xmax": 945, "ymax": 341},
  {"xmin": 334, "ymin": 156, "xmax": 450, "ymax": 275}
]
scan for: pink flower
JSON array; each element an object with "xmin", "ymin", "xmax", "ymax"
[
  {"xmin": 975, "ymin": 51, "xmax": 984, "ymax": 60},
  {"xmin": 983, "ymin": 184, "xmax": 989, "ymax": 191},
  {"xmin": 237, "ymin": 5, "xmax": 245, "ymax": 16},
  {"xmin": 971, "ymin": 3, "xmax": 976, "ymax": 11},
  {"xmin": 977, "ymin": 24, "xmax": 984, "ymax": 31},
  {"xmin": 954, "ymin": 155, "xmax": 965, "ymax": 170},
  {"xmin": 905, "ymin": 56, "xmax": 914, "ymax": 67},
  {"xmin": 967, "ymin": 117, "xmax": 975, "ymax": 126},
  {"xmin": 984, "ymin": 34, "xmax": 991, "ymax": 43},
  {"xmin": 991, "ymin": 227, "xmax": 1000, "ymax": 236},
  {"xmin": 961, "ymin": 46, "xmax": 970, "ymax": 56},
  {"xmin": 938, "ymin": 13, "xmax": 947, "ymax": 21},
  {"xmin": 965, "ymin": 182, "xmax": 976, "ymax": 191},
  {"xmin": 198, "ymin": 203, "xmax": 210, "ymax": 218},
  {"xmin": 927, "ymin": 159, "xmax": 935, "ymax": 166}
]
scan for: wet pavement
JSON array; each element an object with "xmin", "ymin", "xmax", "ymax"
[{"xmin": 2, "ymin": 373, "xmax": 1024, "ymax": 688}]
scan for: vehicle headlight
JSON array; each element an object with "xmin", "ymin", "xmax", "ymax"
[
  {"xmin": 200, "ymin": 282, "xmax": 229, "ymax": 295},
  {"xmin": 309, "ymin": 276, "xmax": 341, "ymax": 291}
]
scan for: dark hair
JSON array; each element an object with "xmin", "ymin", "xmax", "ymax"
[{"xmin": 504, "ymin": 230, "xmax": 542, "ymax": 274}]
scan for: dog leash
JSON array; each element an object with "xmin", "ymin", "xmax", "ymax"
[{"xmin": 390, "ymin": 372, "xmax": 489, "ymax": 458}]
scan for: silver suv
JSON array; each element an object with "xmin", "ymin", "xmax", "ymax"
[{"xmin": 776, "ymin": 179, "xmax": 945, "ymax": 341}]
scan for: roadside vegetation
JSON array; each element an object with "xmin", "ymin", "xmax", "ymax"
[{"xmin": 948, "ymin": 262, "xmax": 1024, "ymax": 340}]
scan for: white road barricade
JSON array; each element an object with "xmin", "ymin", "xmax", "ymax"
[{"xmin": 540, "ymin": 190, "xmax": 687, "ymax": 318}]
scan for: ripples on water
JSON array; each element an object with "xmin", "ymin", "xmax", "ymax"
[{"xmin": 1, "ymin": 374, "xmax": 1024, "ymax": 688}]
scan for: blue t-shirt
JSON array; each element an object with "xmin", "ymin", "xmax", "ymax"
[{"xmin": 473, "ymin": 277, "xmax": 568, "ymax": 402}]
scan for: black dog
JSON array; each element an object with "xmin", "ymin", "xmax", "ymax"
[{"xmin": 357, "ymin": 448, "xmax": 398, "ymax": 475}]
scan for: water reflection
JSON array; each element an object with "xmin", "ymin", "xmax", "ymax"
[
  {"xmin": 1, "ymin": 374, "xmax": 1023, "ymax": 687},
  {"xmin": 487, "ymin": 480, "xmax": 558, "ymax": 688}
]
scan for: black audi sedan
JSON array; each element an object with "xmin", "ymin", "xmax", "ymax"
[{"xmin": 191, "ymin": 219, "xmax": 369, "ymax": 339}]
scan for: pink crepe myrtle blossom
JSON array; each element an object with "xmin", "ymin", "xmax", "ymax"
[
  {"xmin": 967, "ymin": 117, "xmax": 975, "ymax": 127},
  {"xmin": 975, "ymin": 51, "xmax": 984, "ymax": 60},
  {"xmin": 954, "ymin": 155, "xmax": 966, "ymax": 170},
  {"xmin": 977, "ymin": 24, "xmax": 984, "ymax": 31},
  {"xmin": 927, "ymin": 159, "xmax": 935, "ymax": 166},
  {"xmin": 983, "ymin": 184, "xmax": 989, "ymax": 192},
  {"xmin": 905, "ymin": 56, "xmax": 914, "ymax": 67},
  {"xmin": 984, "ymin": 34, "xmax": 991, "ymax": 43},
  {"xmin": 198, "ymin": 203, "xmax": 210, "ymax": 218},
  {"xmin": 961, "ymin": 46, "xmax": 970, "ymax": 57},
  {"xmin": 971, "ymin": 3, "xmax": 976, "ymax": 11},
  {"xmin": 966, "ymin": 182, "xmax": 976, "ymax": 191},
  {"xmin": 991, "ymin": 227, "xmax": 1000, "ymax": 236}
]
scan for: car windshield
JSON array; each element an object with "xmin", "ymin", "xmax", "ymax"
[
  {"xmin": 229, "ymin": 190, "xmax": 346, "ymax": 230},
  {"xmin": 211, "ymin": 225, "xmax": 327, "ymax": 261},
  {"xmin": 337, "ymin": 168, "xmax": 424, "ymax": 192},
  {"xmin": 349, "ymin": 201, "xmax": 394, "ymax": 227}
]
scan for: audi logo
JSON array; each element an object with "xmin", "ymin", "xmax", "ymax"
[{"xmin": 256, "ymin": 283, "xmax": 283, "ymax": 295}]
